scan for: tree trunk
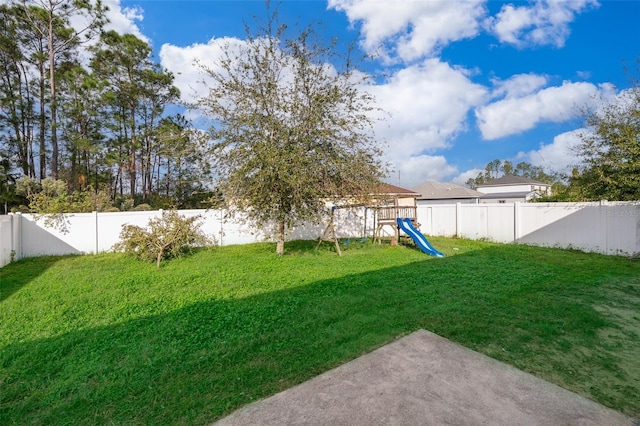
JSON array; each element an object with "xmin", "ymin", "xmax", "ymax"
[
  {"xmin": 48, "ymin": 16, "xmax": 58, "ymax": 180},
  {"xmin": 38, "ymin": 61, "xmax": 46, "ymax": 180},
  {"xmin": 276, "ymin": 219, "xmax": 285, "ymax": 255},
  {"xmin": 129, "ymin": 106, "xmax": 137, "ymax": 198}
]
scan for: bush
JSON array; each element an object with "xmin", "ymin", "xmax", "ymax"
[
  {"xmin": 113, "ymin": 210, "xmax": 212, "ymax": 267},
  {"xmin": 132, "ymin": 203, "xmax": 152, "ymax": 211},
  {"xmin": 15, "ymin": 177, "xmax": 115, "ymax": 232},
  {"xmin": 119, "ymin": 198, "xmax": 135, "ymax": 211}
]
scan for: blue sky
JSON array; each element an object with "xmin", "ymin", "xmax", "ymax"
[{"xmin": 105, "ymin": 0, "xmax": 639, "ymax": 188}]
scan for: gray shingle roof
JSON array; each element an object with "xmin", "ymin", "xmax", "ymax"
[{"xmin": 411, "ymin": 181, "xmax": 483, "ymax": 200}]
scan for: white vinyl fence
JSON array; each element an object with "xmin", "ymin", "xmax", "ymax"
[
  {"xmin": 418, "ymin": 201, "xmax": 640, "ymax": 256},
  {"xmin": 1, "ymin": 201, "xmax": 639, "ymax": 267},
  {"xmin": 0, "ymin": 207, "xmax": 370, "ymax": 267}
]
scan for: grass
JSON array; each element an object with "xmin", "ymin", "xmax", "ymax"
[{"xmin": 1, "ymin": 238, "xmax": 639, "ymax": 425}]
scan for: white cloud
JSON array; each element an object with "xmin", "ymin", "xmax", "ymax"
[
  {"xmin": 364, "ymin": 59, "xmax": 487, "ymax": 187},
  {"xmin": 520, "ymin": 86, "xmax": 640, "ymax": 174},
  {"xmin": 328, "ymin": 0, "xmax": 486, "ymax": 62},
  {"xmin": 576, "ymin": 70, "xmax": 591, "ymax": 80},
  {"xmin": 163, "ymin": 46, "xmax": 488, "ymax": 164},
  {"xmin": 451, "ymin": 168, "xmax": 485, "ymax": 186},
  {"xmin": 488, "ymin": 0, "xmax": 598, "ymax": 48},
  {"xmin": 66, "ymin": 1, "xmax": 148, "ymax": 45},
  {"xmin": 490, "ymin": 73, "xmax": 548, "ymax": 99},
  {"xmin": 160, "ymin": 37, "xmax": 249, "ymax": 106},
  {"xmin": 102, "ymin": 0, "xmax": 148, "ymax": 42},
  {"xmin": 516, "ymin": 130, "xmax": 584, "ymax": 173},
  {"xmin": 161, "ymin": 40, "xmax": 480, "ymax": 187},
  {"xmin": 475, "ymin": 81, "xmax": 611, "ymax": 140},
  {"xmin": 371, "ymin": 59, "xmax": 487, "ymax": 159},
  {"xmin": 389, "ymin": 155, "xmax": 459, "ymax": 188}
]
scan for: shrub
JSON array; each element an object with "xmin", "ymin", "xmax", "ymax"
[
  {"xmin": 132, "ymin": 203, "xmax": 152, "ymax": 211},
  {"xmin": 15, "ymin": 177, "xmax": 115, "ymax": 232},
  {"xmin": 119, "ymin": 199, "xmax": 135, "ymax": 211},
  {"xmin": 113, "ymin": 210, "xmax": 212, "ymax": 267}
]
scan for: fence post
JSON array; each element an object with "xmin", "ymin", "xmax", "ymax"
[
  {"xmin": 94, "ymin": 211, "xmax": 99, "ymax": 254},
  {"xmin": 13, "ymin": 212, "xmax": 22, "ymax": 261},
  {"xmin": 4, "ymin": 213, "xmax": 15, "ymax": 266},
  {"xmin": 456, "ymin": 203, "xmax": 462, "ymax": 238},
  {"xmin": 514, "ymin": 202, "xmax": 521, "ymax": 242},
  {"xmin": 599, "ymin": 200, "xmax": 609, "ymax": 255},
  {"xmin": 636, "ymin": 205, "xmax": 640, "ymax": 256},
  {"xmin": 219, "ymin": 209, "xmax": 224, "ymax": 246}
]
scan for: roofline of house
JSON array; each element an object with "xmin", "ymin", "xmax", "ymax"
[
  {"xmin": 480, "ymin": 191, "xmax": 534, "ymax": 199},
  {"xmin": 477, "ymin": 183, "xmax": 549, "ymax": 188},
  {"xmin": 417, "ymin": 194, "xmax": 480, "ymax": 200}
]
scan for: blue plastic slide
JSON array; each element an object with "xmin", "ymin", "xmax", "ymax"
[{"xmin": 396, "ymin": 218, "xmax": 445, "ymax": 257}]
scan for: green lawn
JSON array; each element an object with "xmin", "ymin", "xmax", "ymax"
[{"xmin": 1, "ymin": 238, "xmax": 639, "ymax": 425}]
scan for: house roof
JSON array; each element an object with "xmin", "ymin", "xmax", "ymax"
[
  {"xmin": 477, "ymin": 175, "xmax": 549, "ymax": 187},
  {"xmin": 375, "ymin": 183, "xmax": 421, "ymax": 198},
  {"xmin": 411, "ymin": 181, "xmax": 482, "ymax": 200}
]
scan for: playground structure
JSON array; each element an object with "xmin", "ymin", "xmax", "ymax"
[
  {"xmin": 316, "ymin": 204, "xmax": 371, "ymax": 256},
  {"xmin": 372, "ymin": 204, "xmax": 417, "ymax": 244},
  {"xmin": 317, "ymin": 204, "xmax": 444, "ymax": 257},
  {"xmin": 316, "ymin": 206, "xmax": 344, "ymax": 256},
  {"xmin": 368, "ymin": 182, "xmax": 421, "ymax": 244},
  {"xmin": 316, "ymin": 183, "xmax": 444, "ymax": 256}
]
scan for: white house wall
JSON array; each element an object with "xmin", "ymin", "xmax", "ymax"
[
  {"xmin": 476, "ymin": 183, "xmax": 534, "ymax": 194},
  {"xmin": 397, "ymin": 197, "xmax": 416, "ymax": 207},
  {"xmin": 479, "ymin": 196, "xmax": 526, "ymax": 204},
  {"xmin": 417, "ymin": 198, "xmax": 478, "ymax": 205}
]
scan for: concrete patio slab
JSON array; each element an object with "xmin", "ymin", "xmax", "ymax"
[{"xmin": 212, "ymin": 329, "xmax": 635, "ymax": 426}]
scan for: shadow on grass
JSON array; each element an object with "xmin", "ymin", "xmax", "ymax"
[
  {"xmin": 0, "ymin": 256, "xmax": 65, "ymax": 303},
  {"xmin": 1, "ymin": 245, "xmax": 639, "ymax": 425}
]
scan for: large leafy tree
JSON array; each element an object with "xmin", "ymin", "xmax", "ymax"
[
  {"xmin": 570, "ymin": 70, "xmax": 640, "ymax": 201},
  {"xmin": 196, "ymin": 6, "xmax": 385, "ymax": 254}
]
